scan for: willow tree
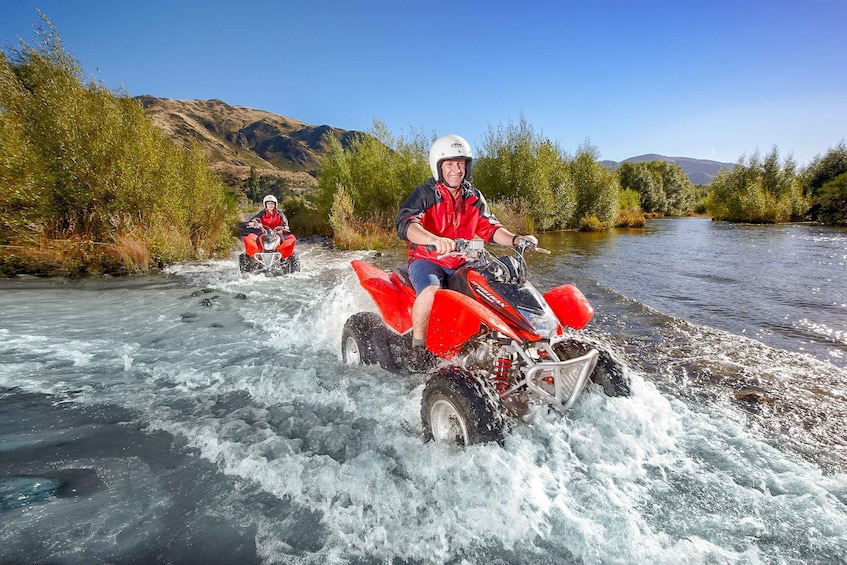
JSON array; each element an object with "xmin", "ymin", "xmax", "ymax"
[
  {"xmin": 803, "ymin": 141, "xmax": 847, "ymax": 198},
  {"xmin": 570, "ymin": 142, "xmax": 620, "ymax": 229},
  {"xmin": 317, "ymin": 119, "xmax": 431, "ymax": 232},
  {"xmin": 804, "ymin": 141, "xmax": 847, "ymax": 225},
  {"xmin": 617, "ymin": 160, "xmax": 696, "ymax": 215},
  {"xmin": 473, "ymin": 115, "xmax": 574, "ymax": 231},
  {"xmin": 617, "ymin": 162, "xmax": 667, "ymax": 213},
  {"xmin": 706, "ymin": 147, "xmax": 806, "ymax": 223},
  {"xmin": 0, "ymin": 13, "xmax": 237, "ymax": 274}
]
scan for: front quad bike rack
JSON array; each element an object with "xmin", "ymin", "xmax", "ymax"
[{"xmin": 238, "ymin": 251, "xmax": 301, "ymax": 275}]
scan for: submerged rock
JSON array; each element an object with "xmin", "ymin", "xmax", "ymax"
[
  {"xmin": 0, "ymin": 476, "xmax": 63, "ymax": 510},
  {"xmin": 734, "ymin": 385, "xmax": 775, "ymax": 409},
  {"xmin": 189, "ymin": 288, "xmax": 214, "ymax": 297}
]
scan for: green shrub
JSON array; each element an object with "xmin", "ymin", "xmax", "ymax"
[
  {"xmin": 706, "ymin": 147, "xmax": 806, "ymax": 223},
  {"xmin": 803, "ymin": 142, "xmax": 847, "ymax": 225},
  {"xmin": 617, "ymin": 160, "xmax": 697, "ymax": 215},
  {"xmin": 570, "ymin": 142, "xmax": 620, "ymax": 227},
  {"xmin": 578, "ymin": 215, "xmax": 606, "ymax": 232},
  {"xmin": 473, "ymin": 115, "xmax": 570, "ymax": 231},
  {"xmin": 318, "ymin": 119, "xmax": 431, "ymax": 239},
  {"xmin": 615, "ymin": 188, "xmax": 646, "ymax": 227},
  {"xmin": 0, "ymin": 14, "xmax": 238, "ymax": 275},
  {"xmin": 813, "ymin": 171, "xmax": 847, "ymax": 226}
]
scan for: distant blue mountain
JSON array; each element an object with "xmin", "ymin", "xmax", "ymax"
[{"xmin": 602, "ymin": 154, "xmax": 735, "ymax": 185}]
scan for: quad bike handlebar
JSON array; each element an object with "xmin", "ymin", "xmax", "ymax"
[
  {"xmin": 425, "ymin": 238, "xmax": 550, "ymax": 259},
  {"xmin": 248, "ymin": 221, "xmax": 289, "ymax": 235},
  {"xmin": 515, "ymin": 238, "xmax": 551, "ymax": 255}
]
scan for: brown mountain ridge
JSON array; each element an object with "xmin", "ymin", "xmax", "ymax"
[
  {"xmin": 136, "ymin": 95, "xmax": 363, "ymax": 191},
  {"xmin": 601, "ymin": 154, "xmax": 734, "ymax": 185},
  {"xmin": 139, "ymin": 96, "xmax": 732, "ymax": 191}
]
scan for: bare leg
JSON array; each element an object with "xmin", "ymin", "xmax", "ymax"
[{"xmin": 412, "ymin": 285, "xmax": 438, "ymax": 342}]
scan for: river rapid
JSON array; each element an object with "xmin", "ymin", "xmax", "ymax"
[{"xmin": 1, "ymin": 217, "xmax": 845, "ymax": 564}]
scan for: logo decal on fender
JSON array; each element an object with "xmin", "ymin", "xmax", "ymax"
[{"xmin": 470, "ymin": 281, "xmax": 508, "ymax": 310}]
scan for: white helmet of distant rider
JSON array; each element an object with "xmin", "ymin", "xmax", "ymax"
[
  {"xmin": 429, "ymin": 134, "xmax": 472, "ymax": 186},
  {"xmin": 263, "ymin": 195, "xmax": 278, "ymax": 207}
]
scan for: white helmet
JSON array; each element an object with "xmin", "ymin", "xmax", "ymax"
[
  {"xmin": 429, "ymin": 134, "xmax": 473, "ymax": 183},
  {"xmin": 262, "ymin": 195, "xmax": 278, "ymax": 206}
]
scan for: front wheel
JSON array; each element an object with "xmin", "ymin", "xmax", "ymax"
[
  {"xmin": 421, "ymin": 368, "xmax": 504, "ymax": 446},
  {"xmin": 342, "ymin": 319, "xmax": 376, "ymax": 366},
  {"xmin": 554, "ymin": 339, "xmax": 630, "ymax": 397},
  {"xmin": 286, "ymin": 252, "xmax": 300, "ymax": 273},
  {"xmin": 238, "ymin": 253, "xmax": 252, "ymax": 273}
]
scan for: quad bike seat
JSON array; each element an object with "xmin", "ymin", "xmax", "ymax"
[
  {"xmin": 394, "ymin": 267, "xmax": 413, "ymax": 289},
  {"xmin": 393, "ymin": 265, "xmax": 454, "ymax": 292},
  {"xmin": 391, "ymin": 267, "xmax": 416, "ymax": 299}
]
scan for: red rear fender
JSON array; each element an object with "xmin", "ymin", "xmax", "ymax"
[
  {"xmin": 351, "ymin": 260, "xmax": 413, "ymax": 333},
  {"xmin": 544, "ymin": 284, "xmax": 594, "ymax": 330},
  {"xmin": 427, "ymin": 289, "xmax": 521, "ymax": 359}
]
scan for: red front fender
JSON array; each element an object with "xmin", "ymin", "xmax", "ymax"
[
  {"xmin": 544, "ymin": 284, "xmax": 594, "ymax": 330},
  {"xmin": 426, "ymin": 289, "xmax": 521, "ymax": 359},
  {"xmin": 279, "ymin": 234, "xmax": 297, "ymax": 258},
  {"xmin": 242, "ymin": 235, "xmax": 260, "ymax": 257}
]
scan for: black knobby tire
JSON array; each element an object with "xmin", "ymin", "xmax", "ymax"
[
  {"xmin": 341, "ymin": 312, "xmax": 395, "ymax": 369},
  {"xmin": 554, "ymin": 339, "xmax": 631, "ymax": 397},
  {"xmin": 421, "ymin": 368, "xmax": 505, "ymax": 446},
  {"xmin": 287, "ymin": 252, "xmax": 301, "ymax": 273},
  {"xmin": 238, "ymin": 253, "xmax": 251, "ymax": 273}
]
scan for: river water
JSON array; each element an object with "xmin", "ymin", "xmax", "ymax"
[{"xmin": 1, "ymin": 218, "xmax": 845, "ymax": 564}]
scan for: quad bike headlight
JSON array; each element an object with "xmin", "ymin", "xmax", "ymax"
[
  {"xmin": 517, "ymin": 284, "xmax": 561, "ymax": 339},
  {"xmin": 528, "ymin": 311, "xmax": 559, "ymax": 338}
]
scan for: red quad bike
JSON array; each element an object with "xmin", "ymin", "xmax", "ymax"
[
  {"xmin": 239, "ymin": 223, "xmax": 300, "ymax": 276},
  {"xmin": 342, "ymin": 238, "xmax": 630, "ymax": 446}
]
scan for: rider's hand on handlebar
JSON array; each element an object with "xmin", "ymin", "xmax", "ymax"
[
  {"xmin": 428, "ymin": 236, "xmax": 456, "ymax": 255},
  {"xmin": 513, "ymin": 234, "xmax": 538, "ymax": 248}
]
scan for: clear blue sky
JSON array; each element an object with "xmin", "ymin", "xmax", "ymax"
[{"xmin": 2, "ymin": 0, "xmax": 845, "ymax": 166}]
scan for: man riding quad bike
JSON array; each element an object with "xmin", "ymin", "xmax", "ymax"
[{"xmin": 342, "ymin": 238, "xmax": 630, "ymax": 446}]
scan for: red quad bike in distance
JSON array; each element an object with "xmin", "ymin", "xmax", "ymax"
[
  {"xmin": 342, "ymin": 238, "xmax": 630, "ymax": 446},
  {"xmin": 239, "ymin": 222, "xmax": 300, "ymax": 276}
]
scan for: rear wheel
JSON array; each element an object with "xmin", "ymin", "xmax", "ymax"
[
  {"xmin": 342, "ymin": 312, "xmax": 395, "ymax": 368},
  {"xmin": 421, "ymin": 368, "xmax": 504, "ymax": 446}
]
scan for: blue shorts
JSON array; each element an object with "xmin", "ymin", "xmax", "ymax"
[{"xmin": 408, "ymin": 260, "xmax": 456, "ymax": 295}]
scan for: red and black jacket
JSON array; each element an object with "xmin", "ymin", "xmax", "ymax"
[
  {"xmin": 396, "ymin": 178, "xmax": 502, "ymax": 270},
  {"xmin": 251, "ymin": 209, "xmax": 288, "ymax": 231}
]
